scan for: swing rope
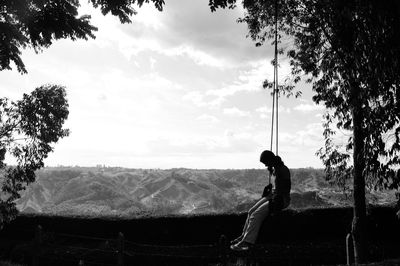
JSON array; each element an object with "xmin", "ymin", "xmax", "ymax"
[
  {"xmin": 270, "ymin": 0, "xmax": 279, "ymax": 156},
  {"xmin": 275, "ymin": 0, "xmax": 279, "ymax": 157},
  {"xmin": 268, "ymin": 0, "xmax": 279, "ymax": 185}
]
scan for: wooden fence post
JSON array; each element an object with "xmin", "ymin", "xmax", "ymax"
[
  {"xmin": 219, "ymin": 234, "xmax": 228, "ymax": 266},
  {"xmin": 117, "ymin": 232, "xmax": 125, "ymax": 266},
  {"xmin": 32, "ymin": 225, "xmax": 43, "ymax": 266}
]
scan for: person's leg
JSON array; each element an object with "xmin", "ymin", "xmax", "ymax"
[
  {"xmin": 241, "ymin": 200, "xmax": 270, "ymax": 244},
  {"xmin": 231, "ymin": 197, "xmax": 269, "ymax": 244},
  {"xmin": 238, "ymin": 198, "xmax": 269, "ymax": 239}
]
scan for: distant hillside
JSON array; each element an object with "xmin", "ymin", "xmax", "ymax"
[{"xmin": 15, "ymin": 167, "xmax": 396, "ymax": 217}]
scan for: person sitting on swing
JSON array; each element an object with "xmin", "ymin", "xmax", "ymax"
[{"xmin": 230, "ymin": 150, "xmax": 291, "ymax": 251}]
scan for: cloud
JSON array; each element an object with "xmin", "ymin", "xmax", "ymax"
[
  {"xmin": 163, "ymin": 45, "xmax": 228, "ymax": 68},
  {"xmin": 146, "ymin": 130, "xmax": 260, "ymax": 156},
  {"xmin": 294, "ymin": 103, "xmax": 324, "ymax": 112},
  {"xmin": 105, "ymin": 0, "xmax": 275, "ymax": 69},
  {"xmin": 149, "ymin": 57, "xmax": 157, "ymax": 69},
  {"xmin": 97, "ymin": 94, "xmax": 107, "ymax": 101},
  {"xmin": 202, "ymin": 59, "xmax": 294, "ymax": 108},
  {"xmin": 206, "ymin": 82, "xmax": 255, "ymax": 98},
  {"xmin": 182, "ymin": 91, "xmax": 224, "ymax": 108},
  {"xmin": 204, "ymin": 61, "xmax": 271, "ymax": 103},
  {"xmin": 255, "ymin": 104, "xmax": 291, "ymax": 119},
  {"xmin": 148, "ymin": 0, "xmax": 270, "ymax": 64},
  {"xmin": 1, "ymin": 0, "xmax": 326, "ymax": 169},
  {"xmin": 196, "ymin": 114, "xmax": 220, "ymax": 123},
  {"xmin": 223, "ymin": 107, "xmax": 250, "ymax": 117},
  {"xmin": 256, "ymin": 106, "xmax": 272, "ymax": 119},
  {"xmin": 280, "ymin": 123, "xmax": 324, "ymax": 148}
]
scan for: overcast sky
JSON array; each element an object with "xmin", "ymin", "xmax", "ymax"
[{"xmin": 1, "ymin": 0, "xmax": 326, "ymax": 169}]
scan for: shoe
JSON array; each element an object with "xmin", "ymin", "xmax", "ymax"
[
  {"xmin": 230, "ymin": 241, "xmax": 253, "ymax": 251},
  {"xmin": 230, "ymin": 235, "xmax": 243, "ymax": 245}
]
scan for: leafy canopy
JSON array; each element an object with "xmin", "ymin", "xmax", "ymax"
[
  {"xmin": 0, "ymin": 0, "xmax": 165, "ymax": 74},
  {"xmin": 211, "ymin": 0, "xmax": 400, "ymax": 190},
  {"xmin": 0, "ymin": 85, "xmax": 69, "ymax": 225}
]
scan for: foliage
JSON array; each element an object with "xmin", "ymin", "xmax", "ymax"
[
  {"xmin": 0, "ymin": 0, "xmax": 165, "ymax": 74},
  {"xmin": 313, "ymin": 2, "xmax": 400, "ymax": 191},
  {"xmin": 210, "ymin": 0, "xmax": 400, "ymax": 262},
  {"xmin": 316, "ymin": 113, "xmax": 352, "ymax": 195},
  {"xmin": 240, "ymin": 0, "xmax": 400, "ymax": 191},
  {"xmin": 209, "ymin": 0, "xmax": 400, "ymax": 189},
  {"xmin": 0, "ymin": 85, "xmax": 69, "ymax": 226}
]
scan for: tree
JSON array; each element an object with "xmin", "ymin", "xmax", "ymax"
[
  {"xmin": 210, "ymin": 0, "xmax": 400, "ymax": 263},
  {"xmin": 0, "ymin": 85, "xmax": 69, "ymax": 227},
  {"xmin": 1, "ymin": 0, "xmax": 165, "ymax": 74}
]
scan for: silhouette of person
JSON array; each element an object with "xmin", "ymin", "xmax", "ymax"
[{"xmin": 230, "ymin": 150, "xmax": 291, "ymax": 251}]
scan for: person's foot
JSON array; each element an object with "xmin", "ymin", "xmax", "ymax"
[
  {"xmin": 230, "ymin": 235, "xmax": 243, "ymax": 245},
  {"xmin": 230, "ymin": 241, "xmax": 253, "ymax": 251}
]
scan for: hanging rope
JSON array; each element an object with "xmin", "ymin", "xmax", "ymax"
[
  {"xmin": 268, "ymin": 0, "xmax": 279, "ymax": 185},
  {"xmin": 270, "ymin": 0, "xmax": 279, "ymax": 156},
  {"xmin": 275, "ymin": 0, "xmax": 279, "ymax": 157},
  {"xmin": 270, "ymin": 69, "xmax": 275, "ymax": 152}
]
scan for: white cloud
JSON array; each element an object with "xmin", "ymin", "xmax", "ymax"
[
  {"xmin": 255, "ymin": 104, "xmax": 291, "ymax": 119},
  {"xmin": 182, "ymin": 91, "xmax": 224, "ymax": 108},
  {"xmin": 294, "ymin": 103, "xmax": 324, "ymax": 112},
  {"xmin": 182, "ymin": 91, "xmax": 203, "ymax": 105},
  {"xmin": 82, "ymin": 2, "xmax": 234, "ymax": 69},
  {"xmin": 132, "ymin": 5, "xmax": 164, "ymax": 29},
  {"xmin": 206, "ymin": 82, "xmax": 255, "ymax": 98},
  {"xmin": 196, "ymin": 114, "xmax": 219, "ymax": 123},
  {"xmin": 223, "ymin": 107, "xmax": 250, "ymax": 117},
  {"xmin": 280, "ymin": 123, "xmax": 324, "ymax": 148},
  {"xmin": 163, "ymin": 45, "xmax": 228, "ymax": 68},
  {"xmin": 146, "ymin": 129, "xmax": 260, "ymax": 157},
  {"xmin": 149, "ymin": 57, "xmax": 157, "ymax": 69},
  {"xmin": 203, "ymin": 59, "xmax": 294, "ymax": 107},
  {"xmin": 256, "ymin": 106, "xmax": 272, "ymax": 119},
  {"xmin": 205, "ymin": 61, "xmax": 271, "ymax": 103},
  {"xmin": 0, "ymin": 0, "xmax": 326, "ymax": 169}
]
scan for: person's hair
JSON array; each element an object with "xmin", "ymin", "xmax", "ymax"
[
  {"xmin": 259, "ymin": 150, "xmax": 284, "ymax": 166},
  {"xmin": 274, "ymin": 155, "xmax": 284, "ymax": 166}
]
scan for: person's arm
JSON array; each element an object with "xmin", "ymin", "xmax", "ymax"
[{"xmin": 262, "ymin": 168, "xmax": 273, "ymax": 198}]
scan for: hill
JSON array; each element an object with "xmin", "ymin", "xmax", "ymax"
[{"xmin": 15, "ymin": 167, "xmax": 396, "ymax": 217}]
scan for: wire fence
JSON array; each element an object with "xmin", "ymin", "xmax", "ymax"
[
  {"xmin": 14, "ymin": 223, "xmax": 368, "ymax": 266},
  {"xmin": 31, "ymin": 225, "xmax": 230, "ymax": 266}
]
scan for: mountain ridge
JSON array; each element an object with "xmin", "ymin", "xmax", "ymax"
[{"xmin": 14, "ymin": 167, "xmax": 396, "ymax": 217}]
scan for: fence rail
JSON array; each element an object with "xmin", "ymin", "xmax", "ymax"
[{"xmin": 31, "ymin": 225, "xmax": 229, "ymax": 266}]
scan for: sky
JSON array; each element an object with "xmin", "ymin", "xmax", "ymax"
[{"xmin": 1, "ymin": 0, "xmax": 327, "ymax": 169}]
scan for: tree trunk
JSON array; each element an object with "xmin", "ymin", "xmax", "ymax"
[{"xmin": 351, "ymin": 90, "xmax": 368, "ymax": 264}]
